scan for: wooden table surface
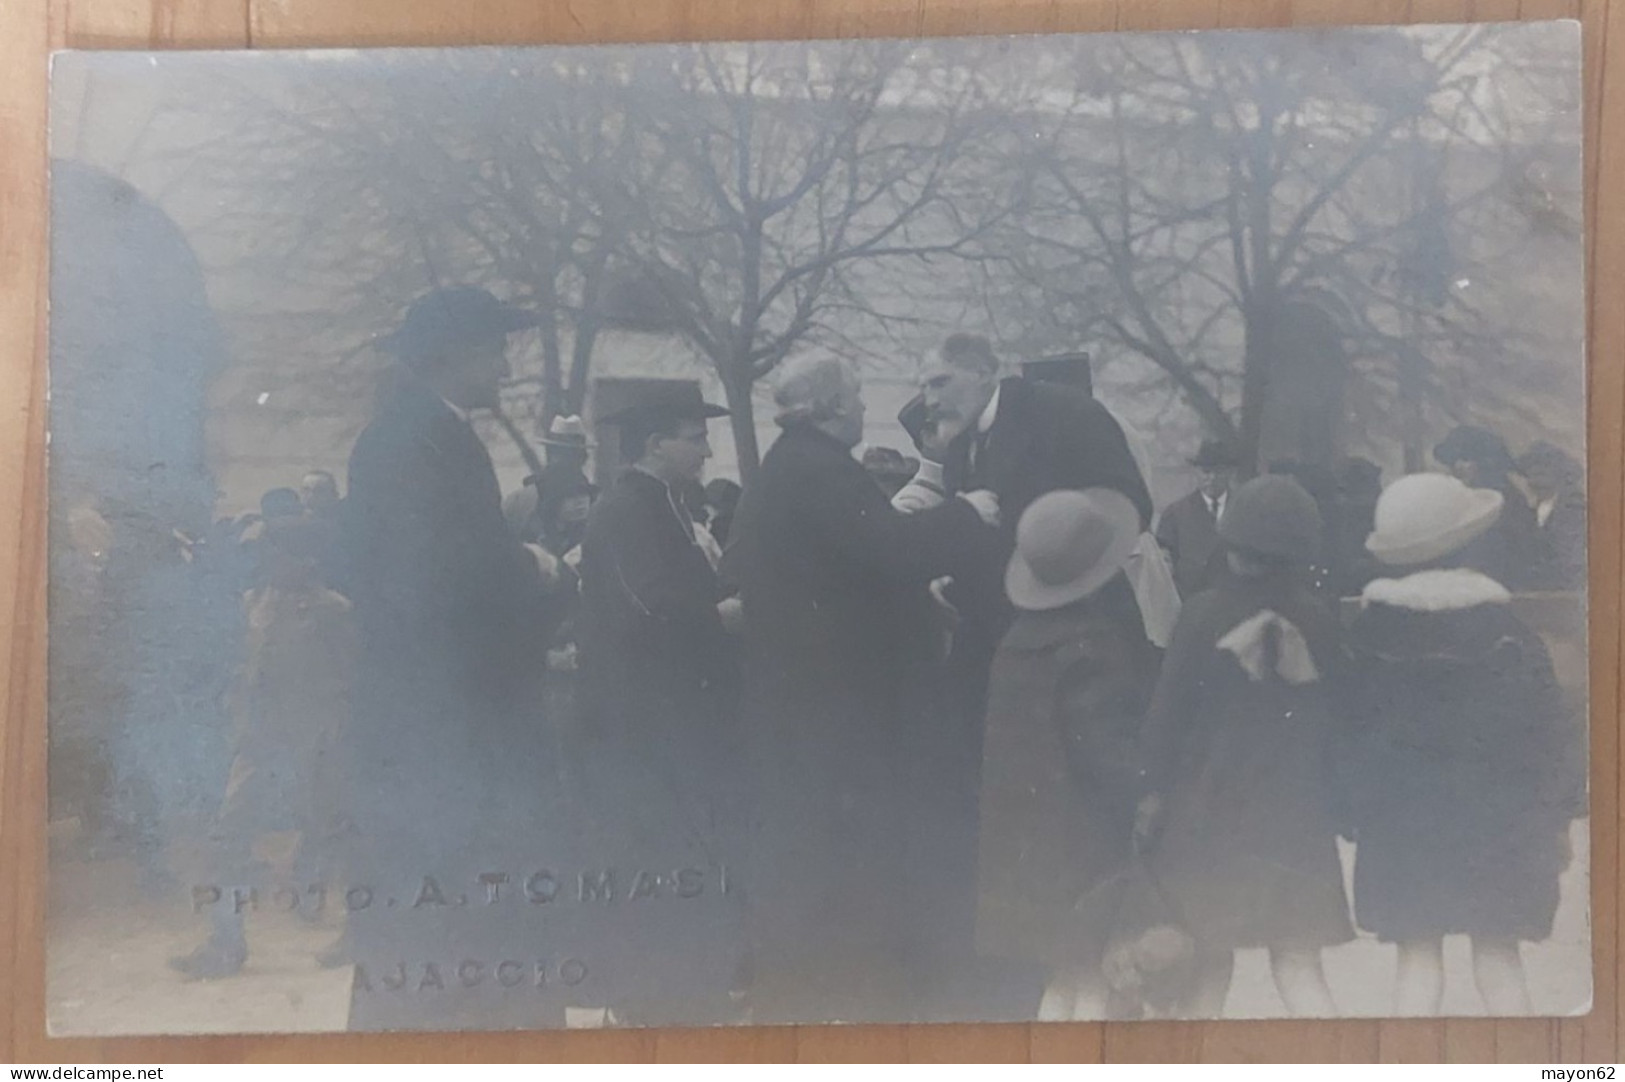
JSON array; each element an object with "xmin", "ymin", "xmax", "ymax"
[{"xmin": 2, "ymin": 0, "xmax": 1620, "ymax": 1064}]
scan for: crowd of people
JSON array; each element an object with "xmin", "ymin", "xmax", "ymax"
[{"xmin": 156, "ymin": 284, "xmax": 1586, "ymax": 1027}]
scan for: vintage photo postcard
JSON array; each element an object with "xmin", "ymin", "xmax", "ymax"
[{"xmin": 46, "ymin": 22, "xmax": 1588, "ymax": 1035}]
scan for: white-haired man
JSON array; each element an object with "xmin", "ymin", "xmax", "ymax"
[{"xmin": 723, "ymin": 355, "xmax": 1000, "ymax": 1022}]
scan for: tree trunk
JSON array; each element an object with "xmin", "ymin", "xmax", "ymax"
[
  {"xmin": 567, "ymin": 314, "xmax": 598, "ymax": 416},
  {"xmin": 1396, "ymin": 336, "xmax": 1429, "ymax": 473},
  {"xmin": 567, "ymin": 256, "xmax": 612, "ymax": 416},
  {"xmin": 720, "ymin": 352, "xmax": 760, "ymax": 485},
  {"xmin": 535, "ymin": 278, "xmax": 565, "ymax": 422},
  {"xmin": 1238, "ymin": 299, "xmax": 1275, "ymax": 478}
]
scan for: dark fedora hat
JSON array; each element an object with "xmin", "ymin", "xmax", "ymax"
[
  {"xmin": 381, "ymin": 285, "xmax": 538, "ymax": 362},
  {"xmin": 1433, "ymin": 424, "xmax": 1514, "ymax": 473},
  {"xmin": 1517, "ymin": 439, "xmax": 1582, "ymax": 482},
  {"xmin": 599, "ymin": 382, "xmax": 730, "ymax": 425},
  {"xmin": 1189, "ymin": 438, "xmax": 1242, "ymax": 469}
]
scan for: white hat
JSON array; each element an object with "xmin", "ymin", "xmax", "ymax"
[
  {"xmin": 540, "ymin": 414, "xmax": 593, "ymax": 448},
  {"xmin": 1366, "ymin": 472, "xmax": 1504, "ymax": 567},
  {"xmin": 1005, "ymin": 488, "xmax": 1142, "ymax": 612}
]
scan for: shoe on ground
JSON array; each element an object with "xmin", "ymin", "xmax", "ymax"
[{"xmin": 168, "ymin": 935, "xmax": 247, "ymax": 981}]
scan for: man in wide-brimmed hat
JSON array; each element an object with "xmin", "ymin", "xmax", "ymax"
[
  {"xmin": 540, "ymin": 411, "xmax": 592, "ymax": 451},
  {"xmin": 347, "ymin": 285, "xmax": 556, "ymax": 698},
  {"xmin": 504, "ymin": 414, "xmax": 599, "ymax": 553},
  {"xmin": 338, "ymin": 285, "xmax": 570, "ymax": 1029},
  {"xmin": 578, "ymin": 383, "xmax": 736, "ymax": 733},
  {"xmin": 1155, "ymin": 437, "xmax": 1241, "ymax": 601},
  {"xmin": 536, "ymin": 413, "xmax": 596, "ymax": 515},
  {"xmin": 573, "ymin": 381, "xmax": 746, "ymax": 1023}
]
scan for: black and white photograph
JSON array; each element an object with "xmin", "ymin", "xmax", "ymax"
[{"xmin": 46, "ymin": 21, "xmax": 1589, "ymax": 1034}]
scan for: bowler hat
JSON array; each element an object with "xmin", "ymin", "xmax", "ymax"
[
  {"xmin": 1366, "ymin": 472, "xmax": 1504, "ymax": 567},
  {"xmin": 540, "ymin": 414, "xmax": 594, "ymax": 448},
  {"xmin": 1217, "ymin": 475, "xmax": 1322, "ymax": 563},
  {"xmin": 1190, "ymin": 438, "xmax": 1241, "ymax": 470},
  {"xmin": 1335, "ymin": 456, "xmax": 1383, "ymax": 497},
  {"xmin": 599, "ymin": 383, "xmax": 730, "ymax": 425},
  {"xmin": 382, "ymin": 286, "xmax": 537, "ymax": 362},
  {"xmin": 1433, "ymin": 424, "xmax": 1515, "ymax": 474},
  {"xmin": 1005, "ymin": 488, "xmax": 1141, "ymax": 612}
]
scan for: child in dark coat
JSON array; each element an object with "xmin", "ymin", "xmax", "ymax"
[
  {"xmin": 976, "ymin": 488, "xmax": 1160, "ymax": 1020},
  {"xmin": 1342, "ymin": 471, "xmax": 1585, "ymax": 1014},
  {"xmin": 1136, "ymin": 475, "xmax": 1353, "ymax": 1018}
]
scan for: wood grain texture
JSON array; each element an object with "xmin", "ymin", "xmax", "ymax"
[{"xmin": 3, "ymin": 0, "xmax": 1619, "ymax": 1062}]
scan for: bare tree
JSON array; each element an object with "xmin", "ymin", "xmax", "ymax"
[
  {"xmin": 148, "ymin": 52, "xmax": 646, "ymax": 446},
  {"xmin": 90, "ymin": 27, "xmax": 1578, "ymax": 483},
  {"xmin": 136, "ymin": 44, "xmax": 1023, "ymax": 479},
  {"xmin": 601, "ymin": 41, "xmax": 1022, "ymax": 479},
  {"xmin": 986, "ymin": 24, "xmax": 1582, "ymax": 470}
]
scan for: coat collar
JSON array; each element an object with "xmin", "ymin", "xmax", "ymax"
[
  {"xmin": 1350, "ymin": 569, "xmax": 1521, "ymax": 666},
  {"xmin": 1000, "ymin": 597, "xmax": 1114, "ymax": 653},
  {"xmin": 379, "ymin": 377, "xmax": 485, "ymax": 462},
  {"xmin": 619, "ymin": 466, "xmax": 674, "ymax": 499},
  {"xmin": 1360, "ymin": 567, "xmax": 1512, "ymax": 613},
  {"xmin": 948, "ymin": 377, "xmax": 1032, "ymax": 493},
  {"xmin": 779, "ymin": 419, "xmax": 858, "ymax": 459},
  {"xmin": 977, "ymin": 381, "xmax": 1002, "ymax": 435},
  {"xmin": 437, "ymin": 394, "xmax": 472, "ymax": 423}
]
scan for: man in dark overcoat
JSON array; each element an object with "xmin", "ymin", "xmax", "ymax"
[
  {"xmin": 577, "ymin": 385, "xmax": 738, "ymax": 749},
  {"xmin": 892, "ymin": 333, "xmax": 1154, "ymax": 1017},
  {"xmin": 903, "ymin": 334, "xmax": 1154, "ymax": 703},
  {"xmin": 1155, "ymin": 438, "xmax": 1239, "ymax": 600},
  {"xmin": 722, "ymin": 355, "xmax": 1001, "ymax": 1023},
  {"xmin": 1518, "ymin": 440, "xmax": 1587, "ymax": 592},
  {"xmin": 573, "ymin": 383, "xmax": 745, "ymax": 1024},
  {"xmin": 340, "ymin": 285, "xmax": 566, "ymax": 1031}
]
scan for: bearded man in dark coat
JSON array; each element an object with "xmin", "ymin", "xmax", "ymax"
[
  {"xmin": 340, "ymin": 286, "xmax": 568, "ymax": 1031},
  {"xmin": 898, "ymin": 334, "xmax": 1155, "ymax": 696},
  {"xmin": 888, "ymin": 333, "xmax": 1155, "ymax": 1017},
  {"xmin": 722, "ymin": 355, "xmax": 1001, "ymax": 1023}
]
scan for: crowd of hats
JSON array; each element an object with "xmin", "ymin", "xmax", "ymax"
[
  {"xmin": 385, "ymin": 288, "xmax": 1575, "ymax": 613},
  {"xmin": 1006, "ymin": 426, "xmax": 1575, "ymax": 613}
]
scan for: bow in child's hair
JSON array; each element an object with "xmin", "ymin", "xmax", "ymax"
[{"xmin": 1215, "ymin": 609, "xmax": 1319, "ymax": 686}]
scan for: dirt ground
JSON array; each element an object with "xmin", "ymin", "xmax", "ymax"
[
  {"xmin": 45, "ymin": 816, "xmax": 1590, "ymax": 1035},
  {"xmin": 47, "ymin": 851, "xmax": 354, "ymax": 1036}
]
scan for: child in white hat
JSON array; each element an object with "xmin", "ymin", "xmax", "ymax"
[
  {"xmin": 974, "ymin": 488, "xmax": 1159, "ymax": 1020},
  {"xmin": 1341, "ymin": 472, "xmax": 1585, "ymax": 1014}
]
